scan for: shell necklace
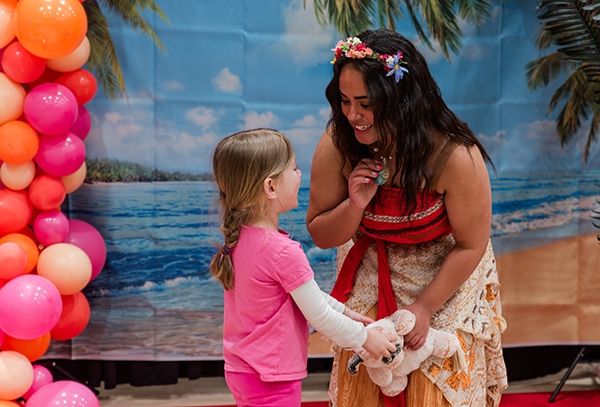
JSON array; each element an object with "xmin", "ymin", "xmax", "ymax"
[{"xmin": 368, "ymin": 144, "xmax": 392, "ymax": 185}]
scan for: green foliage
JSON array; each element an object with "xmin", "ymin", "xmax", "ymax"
[
  {"xmin": 85, "ymin": 158, "xmax": 212, "ymax": 183},
  {"xmin": 307, "ymin": 0, "xmax": 499, "ymax": 60},
  {"xmin": 83, "ymin": 0, "xmax": 169, "ymax": 99},
  {"xmin": 525, "ymin": 0, "xmax": 600, "ymax": 163}
]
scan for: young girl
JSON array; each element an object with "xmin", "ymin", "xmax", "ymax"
[{"xmin": 210, "ymin": 128, "xmax": 397, "ymax": 407}]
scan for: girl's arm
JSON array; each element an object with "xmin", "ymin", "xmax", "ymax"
[{"xmin": 291, "ymin": 278, "xmax": 396, "ymax": 357}]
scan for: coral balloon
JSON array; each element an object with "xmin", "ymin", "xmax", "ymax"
[
  {"xmin": 0, "ymin": 332, "xmax": 51, "ymax": 362},
  {"xmin": 26, "ymin": 380, "xmax": 100, "ymax": 407},
  {"xmin": 22, "ymin": 364, "xmax": 53, "ymax": 400},
  {"xmin": 24, "ymin": 83, "xmax": 78, "ymax": 135},
  {"xmin": 0, "ymin": 73, "xmax": 26, "ymax": 126},
  {"xmin": 0, "ymin": 1, "xmax": 16, "ymax": 49},
  {"xmin": 35, "ymin": 132, "xmax": 86, "ymax": 176},
  {"xmin": 27, "ymin": 66, "xmax": 61, "ymax": 89},
  {"xmin": 0, "ymin": 233, "xmax": 39, "ymax": 274},
  {"xmin": 0, "ymin": 401, "xmax": 20, "ymax": 406},
  {"xmin": 46, "ymin": 35, "xmax": 90, "ymax": 72},
  {"xmin": 28, "ymin": 173, "xmax": 66, "ymax": 210},
  {"xmin": 34, "ymin": 209, "xmax": 69, "ymax": 247},
  {"xmin": 0, "ymin": 120, "xmax": 39, "ymax": 165},
  {"xmin": 0, "ymin": 274, "xmax": 62, "ymax": 340},
  {"xmin": 37, "ymin": 243, "xmax": 92, "ymax": 295},
  {"xmin": 0, "ymin": 189, "xmax": 33, "ymax": 235},
  {"xmin": 55, "ymin": 68, "xmax": 97, "ymax": 105},
  {"xmin": 64, "ymin": 219, "xmax": 106, "ymax": 281},
  {"xmin": 61, "ymin": 161, "xmax": 87, "ymax": 193},
  {"xmin": 14, "ymin": 0, "xmax": 87, "ymax": 59},
  {"xmin": 51, "ymin": 291, "xmax": 90, "ymax": 340},
  {"xmin": 0, "ymin": 350, "xmax": 33, "ymax": 400},
  {"xmin": 70, "ymin": 104, "xmax": 92, "ymax": 140},
  {"xmin": 0, "ymin": 160, "xmax": 36, "ymax": 190},
  {"xmin": 1, "ymin": 41, "xmax": 46, "ymax": 83},
  {"xmin": 0, "ymin": 241, "xmax": 26, "ymax": 280}
]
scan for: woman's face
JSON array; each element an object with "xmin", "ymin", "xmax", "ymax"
[{"xmin": 339, "ymin": 65, "xmax": 378, "ymax": 145}]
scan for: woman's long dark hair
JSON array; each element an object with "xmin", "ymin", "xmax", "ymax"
[{"xmin": 325, "ymin": 29, "xmax": 493, "ymax": 214}]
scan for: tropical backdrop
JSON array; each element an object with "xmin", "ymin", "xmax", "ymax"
[{"xmin": 45, "ymin": 0, "xmax": 600, "ymax": 360}]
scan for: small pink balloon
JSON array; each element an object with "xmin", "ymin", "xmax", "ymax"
[
  {"xmin": 35, "ymin": 132, "xmax": 86, "ymax": 177},
  {"xmin": 64, "ymin": 219, "xmax": 106, "ymax": 281},
  {"xmin": 0, "ymin": 242, "xmax": 27, "ymax": 280},
  {"xmin": 69, "ymin": 104, "xmax": 91, "ymax": 140},
  {"xmin": 34, "ymin": 209, "xmax": 70, "ymax": 247},
  {"xmin": 25, "ymin": 380, "xmax": 99, "ymax": 407},
  {"xmin": 0, "ymin": 274, "xmax": 62, "ymax": 340},
  {"xmin": 23, "ymin": 83, "xmax": 78, "ymax": 135},
  {"xmin": 22, "ymin": 364, "xmax": 53, "ymax": 400}
]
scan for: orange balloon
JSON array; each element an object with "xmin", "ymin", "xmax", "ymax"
[
  {"xmin": 0, "ymin": 1, "xmax": 16, "ymax": 49},
  {"xmin": 0, "ymin": 401, "xmax": 20, "ymax": 407},
  {"xmin": 0, "ymin": 120, "xmax": 39, "ymax": 165},
  {"xmin": 14, "ymin": 0, "xmax": 88, "ymax": 59},
  {"xmin": 0, "ymin": 332, "xmax": 51, "ymax": 362},
  {"xmin": 0, "ymin": 233, "xmax": 40, "ymax": 274}
]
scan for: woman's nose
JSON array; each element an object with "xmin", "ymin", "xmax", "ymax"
[{"xmin": 346, "ymin": 105, "xmax": 362, "ymax": 121}]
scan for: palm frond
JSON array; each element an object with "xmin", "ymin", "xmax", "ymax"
[
  {"xmin": 526, "ymin": 0, "xmax": 600, "ymax": 163},
  {"xmin": 83, "ymin": 0, "xmax": 168, "ymax": 99},
  {"xmin": 308, "ymin": 0, "xmax": 498, "ymax": 60}
]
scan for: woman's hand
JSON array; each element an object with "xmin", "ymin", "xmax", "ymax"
[
  {"xmin": 402, "ymin": 303, "xmax": 434, "ymax": 350},
  {"xmin": 347, "ymin": 158, "xmax": 382, "ymax": 210}
]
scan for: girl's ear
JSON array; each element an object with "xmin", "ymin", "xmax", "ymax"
[{"xmin": 263, "ymin": 177, "xmax": 277, "ymax": 200}]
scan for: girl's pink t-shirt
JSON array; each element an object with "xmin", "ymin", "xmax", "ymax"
[{"xmin": 223, "ymin": 225, "xmax": 314, "ymax": 382}]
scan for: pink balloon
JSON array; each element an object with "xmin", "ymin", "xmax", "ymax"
[
  {"xmin": 0, "ymin": 274, "xmax": 62, "ymax": 340},
  {"xmin": 33, "ymin": 209, "xmax": 70, "ymax": 247},
  {"xmin": 35, "ymin": 132, "xmax": 86, "ymax": 177},
  {"xmin": 25, "ymin": 380, "xmax": 99, "ymax": 407},
  {"xmin": 0, "ymin": 241, "xmax": 27, "ymax": 280},
  {"xmin": 22, "ymin": 364, "xmax": 53, "ymax": 400},
  {"xmin": 64, "ymin": 219, "xmax": 106, "ymax": 281},
  {"xmin": 23, "ymin": 83, "xmax": 78, "ymax": 135},
  {"xmin": 69, "ymin": 104, "xmax": 91, "ymax": 140}
]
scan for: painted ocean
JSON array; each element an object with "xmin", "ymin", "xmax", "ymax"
[{"xmin": 52, "ymin": 171, "xmax": 599, "ymax": 360}]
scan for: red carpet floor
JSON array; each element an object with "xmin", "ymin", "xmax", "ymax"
[{"xmin": 201, "ymin": 390, "xmax": 600, "ymax": 407}]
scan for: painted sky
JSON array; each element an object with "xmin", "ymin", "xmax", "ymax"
[{"xmin": 83, "ymin": 0, "xmax": 600, "ymax": 176}]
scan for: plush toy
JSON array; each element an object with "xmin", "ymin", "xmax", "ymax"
[{"xmin": 347, "ymin": 308, "xmax": 464, "ymax": 397}]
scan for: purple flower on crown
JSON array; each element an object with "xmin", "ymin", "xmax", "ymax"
[{"xmin": 385, "ymin": 52, "xmax": 409, "ymax": 83}]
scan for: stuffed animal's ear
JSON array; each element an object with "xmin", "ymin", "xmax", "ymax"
[
  {"xmin": 347, "ymin": 353, "xmax": 364, "ymax": 375},
  {"xmin": 394, "ymin": 309, "xmax": 416, "ymax": 335}
]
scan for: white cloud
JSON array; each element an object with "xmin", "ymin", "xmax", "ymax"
[
  {"xmin": 161, "ymin": 80, "xmax": 184, "ymax": 92},
  {"xmin": 242, "ymin": 111, "xmax": 279, "ymax": 129},
  {"xmin": 278, "ymin": 0, "xmax": 337, "ymax": 65},
  {"xmin": 212, "ymin": 68, "xmax": 242, "ymax": 93},
  {"xmin": 185, "ymin": 106, "xmax": 222, "ymax": 130}
]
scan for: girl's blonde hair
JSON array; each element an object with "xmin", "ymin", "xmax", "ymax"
[{"xmin": 209, "ymin": 128, "xmax": 295, "ymax": 290}]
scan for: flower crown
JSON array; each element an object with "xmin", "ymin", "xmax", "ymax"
[{"xmin": 330, "ymin": 36, "xmax": 409, "ymax": 83}]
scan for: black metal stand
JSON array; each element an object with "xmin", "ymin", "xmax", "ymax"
[
  {"xmin": 549, "ymin": 346, "xmax": 588, "ymax": 403},
  {"xmin": 38, "ymin": 360, "xmax": 100, "ymax": 396}
]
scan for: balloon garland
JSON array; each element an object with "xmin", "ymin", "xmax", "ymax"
[{"xmin": 0, "ymin": 0, "xmax": 105, "ymax": 404}]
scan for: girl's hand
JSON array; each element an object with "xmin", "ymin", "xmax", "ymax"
[
  {"xmin": 362, "ymin": 326, "xmax": 399, "ymax": 359},
  {"xmin": 343, "ymin": 306, "xmax": 374, "ymax": 325},
  {"xmin": 402, "ymin": 303, "xmax": 434, "ymax": 350},
  {"xmin": 347, "ymin": 158, "xmax": 381, "ymax": 210}
]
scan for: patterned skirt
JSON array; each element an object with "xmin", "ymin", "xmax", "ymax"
[{"xmin": 328, "ymin": 235, "xmax": 508, "ymax": 407}]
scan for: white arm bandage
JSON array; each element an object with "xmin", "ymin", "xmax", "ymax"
[{"xmin": 291, "ymin": 278, "xmax": 367, "ymax": 349}]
